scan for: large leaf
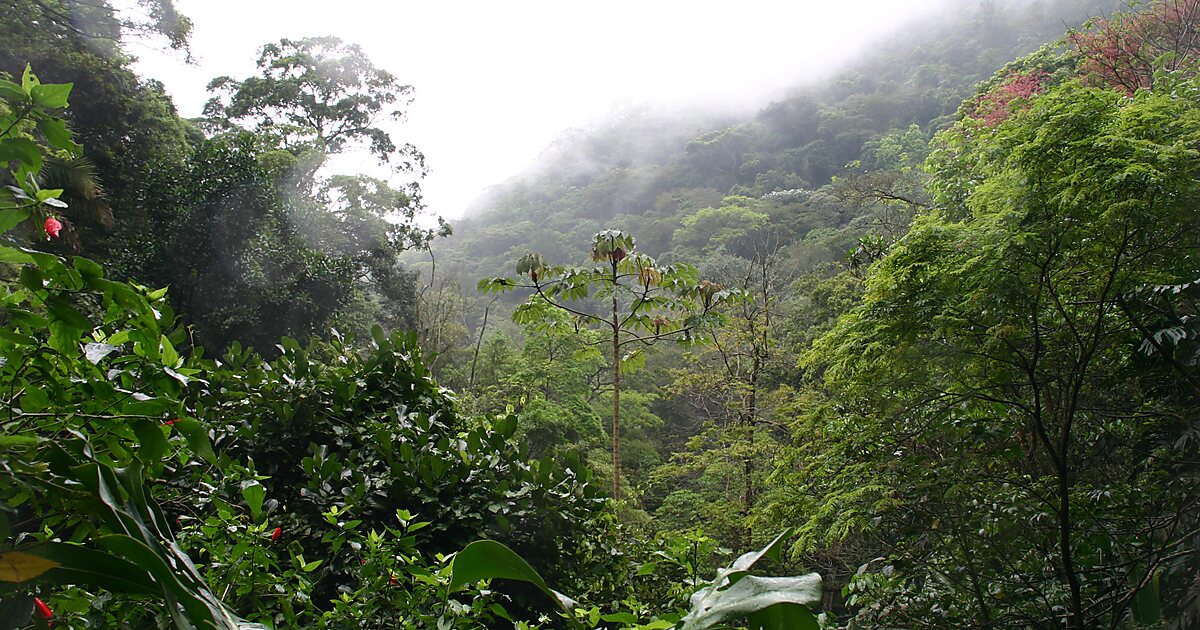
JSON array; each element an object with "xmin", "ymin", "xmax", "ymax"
[
  {"xmin": 36, "ymin": 116, "xmax": 80, "ymax": 153},
  {"xmin": 0, "ymin": 551, "xmax": 59, "ymax": 582},
  {"xmin": 450, "ymin": 540, "xmax": 576, "ymax": 611},
  {"xmin": 17, "ymin": 543, "xmax": 158, "ymax": 595},
  {"xmin": 68, "ymin": 459, "xmax": 260, "ymax": 630},
  {"xmin": 747, "ymin": 602, "xmax": 819, "ymax": 630},
  {"xmin": 680, "ymin": 574, "xmax": 822, "ymax": 630},
  {"xmin": 678, "ymin": 529, "xmax": 821, "ymax": 630}
]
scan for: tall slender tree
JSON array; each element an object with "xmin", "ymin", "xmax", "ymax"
[{"xmin": 482, "ymin": 230, "xmax": 739, "ymax": 503}]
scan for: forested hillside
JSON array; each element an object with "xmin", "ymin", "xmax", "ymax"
[
  {"xmin": 433, "ymin": 0, "xmax": 1121, "ymax": 278},
  {"xmin": 3, "ymin": 0, "xmax": 1200, "ymax": 628}
]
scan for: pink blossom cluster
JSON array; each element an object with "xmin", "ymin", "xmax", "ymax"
[
  {"xmin": 973, "ymin": 71, "xmax": 1047, "ymax": 127},
  {"xmin": 1069, "ymin": 0, "xmax": 1200, "ymax": 94}
]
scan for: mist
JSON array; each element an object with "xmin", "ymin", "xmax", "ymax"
[{"xmin": 131, "ymin": 0, "xmax": 962, "ymax": 220}]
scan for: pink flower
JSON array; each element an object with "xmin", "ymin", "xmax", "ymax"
[
  {"xmin": 34, "ymin": 597, "xmax": 53, "ymax": 620},
  {"xmin": 271, "ymin": 526, "xmax": 282, "ymax": 542},
  {"xmin": 44, "ymin": 216, "xmax": 62, "ymax": 238}
]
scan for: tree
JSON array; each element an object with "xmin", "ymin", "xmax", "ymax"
[
  {"xmin": 797, "ymin": 75, "xmax": 1200, "ymax": 629},
  {"xmin": 200, "ymin": 37, "xmax": 444, "ymax": 351},
  {"xmin": 1069, "ymin": 0, "xmax": 1200, "ymax": 95},
  {"xmin": 481, "ymin": 230, "xmax": 740, "ymax": 503},
  {"xmin": 1, "ymin": 0, "xmax": 193, "ymax": 56},
  {"xmin": 204, "ymin": 36, "xmax": 424, "ymax": 174},
  {"xmin": 664, "ymin": 244, "xmax": 791, "ymax": 549},
  {"xmin": 1, "ymin": 1, "xmax": 197, "ymax": 262}
]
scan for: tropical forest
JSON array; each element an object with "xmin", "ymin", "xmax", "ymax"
[{"xmin": 2, "ymin": 0, "xmax": 1199, "ymax": 628}]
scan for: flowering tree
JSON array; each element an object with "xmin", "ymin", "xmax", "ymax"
[
  {"xmin": 1069, "ymin": 0, "xmax": 1200, "ymax": 94},
  {"xmin": 970, "ymin": 70, "xmax": 1047, "ymax": 127}
]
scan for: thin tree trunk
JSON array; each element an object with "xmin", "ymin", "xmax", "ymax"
[
  {"xmin": 469, "ymin": 297, "xmax": 496, "ymax": 388},
  {"xmin": 612, "ymin": 324, "xmax": 621, "ymax": 503},
  {"xmin": 612, "ymin": 258, "xmax": 622, "ymax": 503}
]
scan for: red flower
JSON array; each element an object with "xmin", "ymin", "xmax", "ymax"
[
  {"xmin": 271, "ymin": 526, "xmax": 281, "ymax": 542},
  {"xmin": 44, "ymin": 216, "xmax": 62, "ymax": 238},
  {"xmin": 161, "ymin": 419, "xmax": 179, "ymax": 426},
  {"xmin": 34, "ymin": 597, "xmax": 52, "ymax": 620}
]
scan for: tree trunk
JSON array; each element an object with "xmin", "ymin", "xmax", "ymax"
[
  {"xmin": 612, "ymin": 325, "xmax": 621, "ymax": 503},
  {"xmin": 611, "ymin": 258, "xmax": 622, "ymax": 504}
]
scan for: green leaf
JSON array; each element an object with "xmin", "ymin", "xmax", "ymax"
[
  {"xmin": 18, "ymin": 543, "xmax": 158, "ymax": 595},
  {"xmin": 492, "ymin": 415, "xmax": 518, "ymax": 439},
  {"xmin": 0, "ymin": 328, "xmax": 37, "ymax": 346},
  {"xmin": 747, "ymin": 602, "xmax": 819, "ymax": 630},
  {"xmin": 450, "ymin": 540, "xmax": 575, "ymax": 611},
  {"xmin": 0, "ymin": 208, "xmax": 31, "ymax": 233},
  {"xmin": 572, "ymin": 346, "xmax": 602, "ymax": 363},
  {"xmin": 0, "ymin": 435, "xmax": 40, "ymax": 449},
  {"xmin": 20, "ymin": 387, "xmax": 49, "ymax": 413},
  {"xmin": 477, "ymin": 277, "xmax": 515, "ymax": 294},
  {"xmin": 47, "ymin": 320, "xmax": 82, "ymax": 355},
  {"xmin": 132, "ymin": 420, "xmax": 168, "ymax": 464},
  {"xmin": 681, "ymin": 574, "xmax": 822, "ymax": 630},
  {"xmin": 730, "ymin": 529, "xmax": 793, "ymax": 572},
  {"xmin": 0, "ymin": 79, "xmax": 26, "ymax": 102},
  {"xmin": 30, "ymin": 83, "xmax": 71, "ymax": 109},
  {"xmin": 94, "ymin": 534, "xmax": 243, "ymax": 628},
  {"xmin": 1132, "ymin": 572, "xmax": 1161, "ymax": 624},
  {"xmin": 0, "ymin": 246, "xmax": 34, "ymax": 263},
  {"xmin": 678, "ymin": 530, "xmax": 819, "ymax": 630},
  {"xmin": 47, "ymin": 300, "xmax": 91, "ymax": 331},
  {"xmin": 0, "ymin": 138, "xmax": 41, "ymax": 172},
  {"xmin": 241, "ymin": 482, "xmax": 266, "ymax": 522},
  {"xmin": 621, "ymin": 349, "xmax": 647, "ymax": 374},
  {"xmin": 36, "ymin": 117, "xmax": 79, "ymax": 153},
  {"xmin": 171, "ymin": 418, "xmax": 216, "ymax": 465},
  {"xmin": 20, "ymin": 65, "xmax": 38, "ymax": 92},
  {"xmin": 160, "ymin": 334, "xmax": 180, "ymax": 368}
]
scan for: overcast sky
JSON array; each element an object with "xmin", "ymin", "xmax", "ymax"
[{"xmin": 128, "ymin": 0, "xmax": 954, "ymax": 219}]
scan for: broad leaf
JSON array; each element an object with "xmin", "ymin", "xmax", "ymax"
[
  {"xmin": 681, "ymin": 574, "xmax": 822, "ymax": 630},
  {"xmin": 0, "ymin": 551, "xmax": 60, "ymax": 582},
  {"xmin": 450, "ymin": 540, "xmax": 575, "ymax": 611}
]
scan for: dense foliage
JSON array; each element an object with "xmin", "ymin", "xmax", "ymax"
[
  {"xmin": 5, "ymin": 0, "xmax": 1200, "ymax": 628},
  {"xmin": 0, "ymin": 2, "xmax": 439, "ymax": 354}
]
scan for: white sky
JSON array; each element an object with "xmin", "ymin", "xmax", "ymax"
[{"xmin": 128, "ymin": 0, "xmax": 954, "ymax": 220}]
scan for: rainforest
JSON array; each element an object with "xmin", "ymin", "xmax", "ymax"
[{"xmin": 2, "ymin": 1, "xmax": 1199, "ymax": 628}]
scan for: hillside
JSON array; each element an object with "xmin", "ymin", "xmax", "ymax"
[{"xmin": 430, "ymin": 0, "xmax": 1121, "ymax": 281}]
